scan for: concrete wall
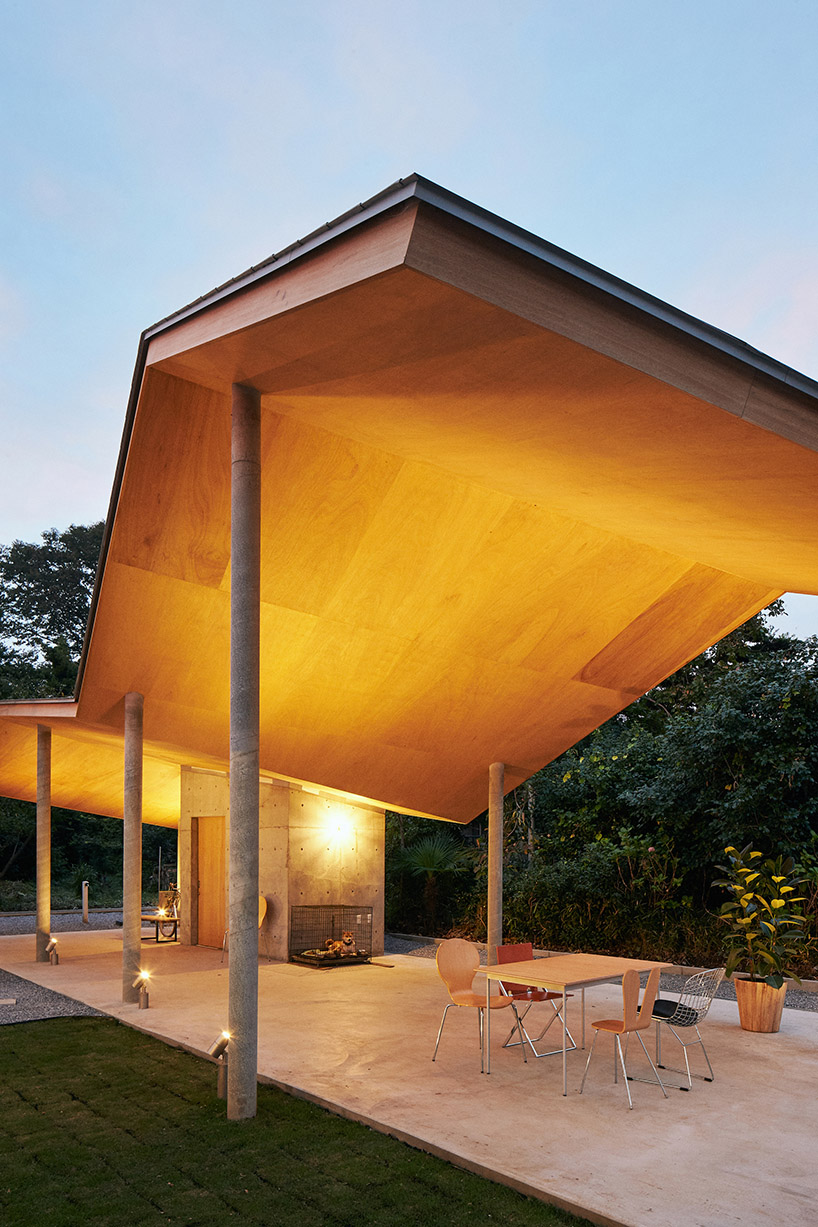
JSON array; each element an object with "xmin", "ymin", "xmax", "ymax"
[{"xmin": 179, "ymin": 767, "xmax": 385, "ymax": 959}]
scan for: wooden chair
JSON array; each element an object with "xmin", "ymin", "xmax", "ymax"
[
  {"xmin": 432, "ymin": 938, "xmax": 526, "ymax": 1073},
  {"xmin": 579, "ymin": 967, "xmax": 668, "ymax": 1109},
  {"xmin": 221, "ymin": 895, "xmax": 270, "ymax": 962},
  {"xmin": 496, "ymin": 941, "xmax": 576, "ymax": 1058}
]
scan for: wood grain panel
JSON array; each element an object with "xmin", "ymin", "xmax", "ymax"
[
  {"xmin": 580, "ymin": 565, "xmax": 779, "ymax": 694},
  {"xmin": 405, "ymin": 203, "xmax": 756, "ymax": 422},
  {"xmin": 147, "ymin": 203, "xmax": 419, "ymax": 367},
  {"xmin": 111, "ymin": 368, "xmax": 231, "ymax": 586}
]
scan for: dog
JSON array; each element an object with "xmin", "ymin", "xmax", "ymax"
[{"xmin": 324, "ymin": 931, "xmax": 358, "ymax": 957}]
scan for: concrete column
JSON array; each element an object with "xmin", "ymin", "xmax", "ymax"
[
  {"xmin": 228, "ymin": 382, "xmax": 261, "ymax": 1121},
  {"xmin": 487, "ymin": 761, "xmax": 504, "ymax": 965},
  {"xmin": 35, "ymin": 725, "xmax": 51, "ymax": 962},
  {"xmin": 122, "ymin": 691, "xmax": 144, "ymax": 1003}
]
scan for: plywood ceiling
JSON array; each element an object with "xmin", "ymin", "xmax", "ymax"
[{"xmin": 3, "ymin": 191, "xmax": 817, "ymax": 825}]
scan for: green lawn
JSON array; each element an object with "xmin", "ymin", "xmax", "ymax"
[{"xmin": 0, "ymin": 1018, "xmax": 590, "ymax": 1227}]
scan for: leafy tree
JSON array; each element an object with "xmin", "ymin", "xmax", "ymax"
[
  {"xmin": 0, "ymin": 520, "xmax": 177, "ymax": 908},
  {"xmin": 0, "ymin": 522, "xmax": 103, "ymax": 694}
]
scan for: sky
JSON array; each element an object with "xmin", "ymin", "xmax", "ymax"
[{"xmin": 1, "ymin": 0, "xmax": 817, "ymax": 634}]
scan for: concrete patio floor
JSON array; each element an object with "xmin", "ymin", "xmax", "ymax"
[{"xmin": 1, "ymin": 928, "xmax": 816, "ymax": 1227}]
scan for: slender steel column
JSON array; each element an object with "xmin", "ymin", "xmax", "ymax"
[
  {"xmin": 122, "ymin": 691, "xmax": 144, "ymax": 1003},
  {"xmin": 228, "ymin": 382, "xmax": 261, "ymax": 1121},
  {"xmin": 35, "ymin": 725, "xmax": 52, "ymax": 962},
  {"xmin": 487, "ymin": 761, "xmax": 504, "ymax": 965}
]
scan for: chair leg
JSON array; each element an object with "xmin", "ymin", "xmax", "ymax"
[
  {"xmin": 504, "ymin": 998, "xmax": 577, "ymax": 1058},
  {"xmin": 478, "ymin": 1007, "xmax": 484, "ymax": 1074},
  {"xmin": 432, "ymin": 1003, "xmax": 453, "ymax": 1062},
  {"xmin": 579, "ymin": 1029, "xmax": 599, "ymax": 1094},
  {"xmin": 502, "ymin": 1000, "xmax": 533, "ymax": 1047},
  {"xmin": 509, "ymin": 1004, "xmax": 527, "ymax": 1064},
  {"xmin": 635, "ymin": 1031, "xmax": 668, "ymax": 1096},
  {"xmin": 655, "ymin": 1023, "xmax": 715, "ymax": 1086},
  {"xmin": 220, "ymin": 931, "xmax": 228, "ymax": 963},
  {"xmin": 616, "ymin": 1035, "xmax": 634, "ymax": 1110}
]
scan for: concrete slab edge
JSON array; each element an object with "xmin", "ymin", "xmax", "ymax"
[{"xmin": 93, "ymin": 1007, "xmax": 621, "ymax": 1227}]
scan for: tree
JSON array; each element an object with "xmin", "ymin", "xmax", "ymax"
[
  {"xmin": 395, "ymin": 833, "xmax": 474, "ymax": 935},
  {"xmin": 0, "ymin": 522, "xmax": 103, "ymax": 695}
]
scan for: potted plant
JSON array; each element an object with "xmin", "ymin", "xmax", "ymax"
[{"xmin": 713, "ymin": 844, "xmax": 808, "ymax": 1032}]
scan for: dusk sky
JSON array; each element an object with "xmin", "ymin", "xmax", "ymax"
[{"xmin": 2, "ymin": 1, "xmax": 817, "ymax": 634}]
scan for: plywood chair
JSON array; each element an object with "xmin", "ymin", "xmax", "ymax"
[
  {"xmin": 432, "ymin": 938, "xmax": 526, "ymax": 1073},
  {"xmin": 221, "ymin": 895, "xmax": 270, "ymax": 962},
  {"xmin": 496, "ymin": 941, "xmax": 576, "ymax": 1057},
  {"xmin": 579, "ymin": 967, "xmax": 668, "ymax": 1109}
]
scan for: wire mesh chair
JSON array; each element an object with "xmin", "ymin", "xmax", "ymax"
[
  {"xmin": 651, "ymin": 967, "xmax": 725, "ymax": 1088},
  {"xmin": 495, "ymin": 942, "xmax": 576, "ymax": 1058}
]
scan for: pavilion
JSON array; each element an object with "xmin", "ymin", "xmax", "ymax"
[{"xmin": 2, "ymin": 175, "xmax": 818, "ymax": 1119}]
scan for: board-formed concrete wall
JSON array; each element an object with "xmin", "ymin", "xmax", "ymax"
[{"xmin": 179, "ymin": 767, "xmax": 385, "ymax": 959}]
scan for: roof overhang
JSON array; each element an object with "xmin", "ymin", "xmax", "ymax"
[{"xmin": 3, "ymin": 176, "xmax": 818, "ymax": 825}]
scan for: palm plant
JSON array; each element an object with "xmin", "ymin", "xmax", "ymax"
[{"xmin": 396, "ymin": 834, "xmax": 474, "ymax": 936}]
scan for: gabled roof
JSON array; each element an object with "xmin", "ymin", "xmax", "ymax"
[{"xmin": 3, "ymin": 176, "xmax": 818, "ymax": 825}]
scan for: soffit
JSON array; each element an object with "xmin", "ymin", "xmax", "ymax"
[{"xmin": 4, "ymin": 194, "xmax": 818, "ymax": 824}]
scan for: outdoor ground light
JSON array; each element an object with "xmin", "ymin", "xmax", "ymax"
[
  {"xmin": 208, "ymin": 1030, "xmax": 230, "ymax": 1060},
  {"xmin": 208, "ymin": 1031, "xmax": 230, "ymax": 1099},
  {"xmin": 45, "ymin": 937, "xmax": 59, "ymax": 965},
  {"xmin": 132, "ymin": 970, "xmax": 150, "ymax": 1008}
]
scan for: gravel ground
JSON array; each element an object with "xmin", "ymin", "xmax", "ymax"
[
  {"xmin": 382, "ymin": 934, "xmax": 818, "ymax": 1012},
  {"xmin": 0, "ymin": 912, "xmax": 128, "ymax": 1025},
  {"xmin": 0, "ymin": 968, "xmax": 103, "ymax": 1025},
  {"xmin": 0, "ymin": 909, "xmax": 125, "ymax": 934},
  {"xmin": 1, "ymin": 922, "xmax": 814, "ymax": 1024}
]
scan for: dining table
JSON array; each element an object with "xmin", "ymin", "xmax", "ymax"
[{"xmin": 482, "ymin": 952, "xmax": 671, "ymax": 1094}]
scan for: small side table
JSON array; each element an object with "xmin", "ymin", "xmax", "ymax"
[{"xmin": 141, "ymin": 914, "xmax": 179, "ymax": 942}]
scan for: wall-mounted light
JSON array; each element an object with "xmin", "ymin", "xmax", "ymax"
[
  {"xmin": 132, "ymin": 970, "xmax": 150, "ymax": 1009},
  {"xmin": 208, "ymin": 1030, "xmax": 230, "ymax": 1099},
  {"xmin": 45, "ymin": 937, "xmax": 59, "ymax": 965}
]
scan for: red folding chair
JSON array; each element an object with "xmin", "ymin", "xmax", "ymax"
[{"xmin": 496, "ymin": 942, "xmax": 576, "ymax": 1058}]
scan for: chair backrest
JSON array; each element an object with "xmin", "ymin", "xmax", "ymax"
[
  {"xmin": 675, "ymin": 967, "xmax": 724, "ymax": 1023},
  {"xmin": 622, "ymin": 966, "xmax": 661, "ymax": 1032},
  {"xmin": 496, "ymin": 941, "xmax": 534, "ymax": 995},
  {"xmin": 258, "ymin": 895, "xmax": 267, "ymax": 929},
  {"xmin": 436, "ymin": 938, "xmax": 479, "ymax": 997}
]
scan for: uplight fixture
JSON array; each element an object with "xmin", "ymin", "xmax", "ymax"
[
  {"xmin": 45, "ymin": 937, "xmax": 59, "ymax": 965},
  {"xmin": 208, "ymin": 1030, "xmax": 231, "ymax": 1099},
  {"xmin": 208, "ymin": 1030, "xmax": 230, "ymax": 1060},
  {"xmin": 132, "ymin": 970, "xmax": 150, "ymax": 1008}
]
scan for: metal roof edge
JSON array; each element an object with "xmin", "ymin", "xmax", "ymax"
[
  {"xmin": 73, "ymin": 331, "xmax": 151, "ymax": 699},
  {"xmin": 407, "ymin": 176, "xmax": 818, "ymax": 400},
  {"xmin": 142, "ymin": 171, "xmax": 818, "ymax": 402}
]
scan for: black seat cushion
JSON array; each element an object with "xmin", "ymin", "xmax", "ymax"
[{"xmin": 652, "ymin": 998, "xmax": 698, "ymax": 1026}]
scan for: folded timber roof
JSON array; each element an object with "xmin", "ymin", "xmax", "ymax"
[{"xmin": 2, "ymin": 174, "xmax": 818, "ymax": 825}]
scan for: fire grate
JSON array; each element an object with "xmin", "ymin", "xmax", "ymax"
[{"xmin": 289, "ymin": 905, "xmax": 373, "ymax": 968}]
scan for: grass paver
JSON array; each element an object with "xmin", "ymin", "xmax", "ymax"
[{"xmin": 0, "ymin": 1017, "xmax": 591, "ymax": 1227}]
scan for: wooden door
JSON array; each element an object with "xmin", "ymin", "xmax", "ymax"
[{"xmin": 197, "ymin": 815, "xmax": 226, "ymax": 948}]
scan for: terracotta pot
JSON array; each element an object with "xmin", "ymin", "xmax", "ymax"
[{"xmin": 734, "ymin": 976, "xmax": 787, "ymax": 1032}]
